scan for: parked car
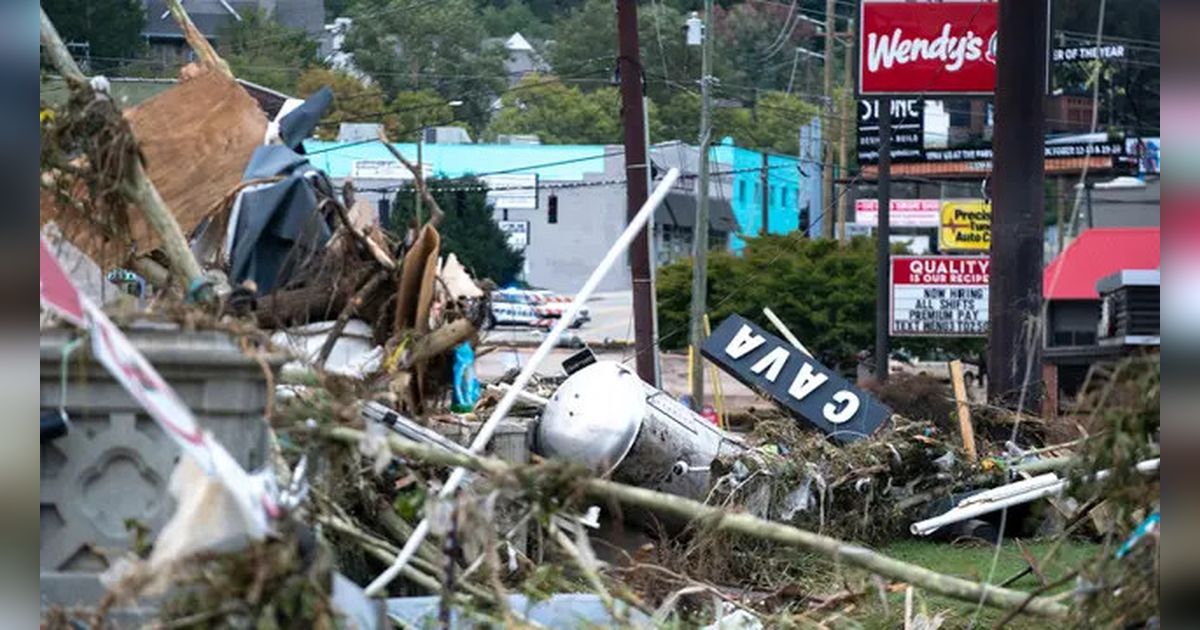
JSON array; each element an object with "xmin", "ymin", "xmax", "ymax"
[{"xmin": 486, "ymin": 289, "xmax": 590, "ymax": 330}]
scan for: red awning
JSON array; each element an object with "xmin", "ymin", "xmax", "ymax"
[{"xmin": 1044, "ymin": 227, "xmax": 1160, "ymax": 300}]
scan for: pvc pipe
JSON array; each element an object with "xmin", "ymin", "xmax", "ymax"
[
  {"xmin": 911, "ymin": 458, "xmax": 1160, "ymax": 536},
  {"xmin": 956, "ymin": 473, "xmax": 1061, "ymax": 508},
  {"xmin": 363, "ymin": 168, "xmax": 682, "ymax": 596}
]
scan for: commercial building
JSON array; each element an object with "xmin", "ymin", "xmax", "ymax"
[{"xmin": 304, "ymin": 136, "xmax": 819, "ymax": 293}]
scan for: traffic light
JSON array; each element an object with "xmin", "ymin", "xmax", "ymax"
[{"xmin": 548, "ymin": 194, "xmax": 558, "ymax": 224}]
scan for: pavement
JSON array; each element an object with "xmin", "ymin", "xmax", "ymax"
[{"xmin": 477, "ymin": 290, "xmax": 764, "ymax": 412}]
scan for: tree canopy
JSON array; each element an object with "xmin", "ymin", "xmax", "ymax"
[
  {"xmin": 217, "ymin": 11, "xmax": 318, "ymax": 94},
  {"xmin": 42, "ymin": 0, "xmax": 145, "ymax": 74},
  {"xmin": 656, "ymin": 233, "xmax": 984, "ymax": 370}
]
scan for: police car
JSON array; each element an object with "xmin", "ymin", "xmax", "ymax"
[{"xmin": 486, "ymin": 289, "xmax": 590, "ymax": 330}]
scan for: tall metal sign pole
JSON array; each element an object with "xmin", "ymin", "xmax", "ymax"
[
  {"xmin": 988, "ymin": 0, "xmax": 1047, "ymax": 405},
  {"xmin": 616, "ymin": 0, "xmax": 657, "ymax": 384},
  {"xmin": 688, "ymin": 0, "xmax": 714, "ymax": 411},
  {"xmin": 874, "ymin": 99, "xmax": 891, "ymax": 382}
]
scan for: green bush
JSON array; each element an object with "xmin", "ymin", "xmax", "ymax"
[{"xmin": 656, "ymin": 234, "xmax": 984, "ymax": 370}]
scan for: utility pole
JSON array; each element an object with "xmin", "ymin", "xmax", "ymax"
[
  {"xmin": 616, "ymin": 0, "xmax": 657, "ymax": 385},
  {"xmin": 821, "ymin": 0, "xmax": 836, "ymax": 239},
  {"xmin": 987, "ymin": 0, "xmax": 1047, "ymax": 407},
  {"xmin": 415, "ymin": 128, "xmax": 424, "ymax": 224},
  {"xmin": 760, "ymin": 152, "xmax": 769, "ymax": 235},
  {"xmin": 688, "ymin": 0, "xmax": 714, "ymax": 411},
  {"xmin": 873, "ymin": 98, "xmax": 891, "ymax": 383},
  {"xmin": 837, "ymin": 20, "xmax": 854, "ymax": 243}
]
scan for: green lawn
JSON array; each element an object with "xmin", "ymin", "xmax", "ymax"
[{"xmin": 826, "ymin": 538, "xmax": 1100, "ymax": 629}]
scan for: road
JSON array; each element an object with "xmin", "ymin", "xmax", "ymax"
[{"xmin": 478, "ymin": 289, "xmax": 763, "ymax": 411}]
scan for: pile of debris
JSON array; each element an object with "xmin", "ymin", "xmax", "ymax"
[{"xmin": 38, "ymin": 4, "xmax": 1160, "ymax": 628}]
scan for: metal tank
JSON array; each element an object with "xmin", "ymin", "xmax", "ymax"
[{"xmin": 534, "ymin": 361, "xmax": 750, "ymax": 507}]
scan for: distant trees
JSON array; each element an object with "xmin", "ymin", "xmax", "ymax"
[
  {"xmin": 42, "ymin": 0, "xmax": 145, "ymax": 74},
  {"xmin": 217, "ymin": 11, "xmax": 318, "ymax": 94},
  {"xmin": 656, "ymin": 234, "xmax": 984, "ymax": 369},
  {"xmin": 390, "ymin": 177, "xmax": 525, "ymax": 286},
  {"xmin": 341, "ymin": 0, "xmax": 507, "ymax": 134}
]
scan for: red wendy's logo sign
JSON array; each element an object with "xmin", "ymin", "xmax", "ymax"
[{"xmin": 859, "ymin": 1, "xmax": 999, "ymax": 96}]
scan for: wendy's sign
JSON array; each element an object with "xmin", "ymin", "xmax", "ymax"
[
  {"xmin": 701, "ymin": 315, "xmax": 892, "ymax": 443},
  {"xmin": 859, "ymin": 1, "xmax": 999, "ymax": 96}
]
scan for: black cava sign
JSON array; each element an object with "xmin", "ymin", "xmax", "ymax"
[{"xmin": 701, "ymin": 314, "xmax": 892, "ymax": 443}]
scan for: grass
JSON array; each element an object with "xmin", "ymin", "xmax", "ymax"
[{"xmin": 822, "ymin": 538, "xmax": 1101, "ymax": 629}]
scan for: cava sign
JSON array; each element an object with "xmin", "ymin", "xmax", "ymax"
[
  {"xmin": 702, "ymin": 315, "xmax": 892, "ymax": 443},
  {"xmin": 891, "ymin": 255, "xmax": 990, "ymax": 337}
]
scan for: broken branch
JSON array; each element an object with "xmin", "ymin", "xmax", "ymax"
[
  {"xmin": 323, "ymin": 427, "xmax": 1071, "ymax": 619},
  {"xmin": 165, "ymin": 0, "xmax": 233, "ymax": 78},
  {"xmin": 376, "ymin": 129, "xmax": 444, "ymax": 228}
]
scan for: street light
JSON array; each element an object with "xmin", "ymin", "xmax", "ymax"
[{"xmin": 416, "ymin": 99, "xmax": 464, "ymax": 221}]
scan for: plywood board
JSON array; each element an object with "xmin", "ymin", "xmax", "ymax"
[{"xmin": 123, "ymin": 69, "xmax": 268, "ymax": 254}]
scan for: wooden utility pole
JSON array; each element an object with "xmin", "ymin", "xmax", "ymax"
[
  {"xmin": 987, "ymin": 0, "xmax": 1047, "ymax": 406},
  {"xmin": 873, "ymin": 98, "xmax": 891, "ymax": 383},
  {"xmin": 760, "ymin": 151, "xmax": 769, "ymax": 235},
  {"xmin": 617, "ymin": 0, "xmax": 657, "ymax": 384},
  {"xmin": 837, "ymin": 20, "xmax": 854, "ymax": 243},
  {"xmin": 688, "ymin": 0, "xmax": 714, "ymax": 410},
  {"xmin": 821, "ymin": 0, "xmax": 836, "ymax": 239}
]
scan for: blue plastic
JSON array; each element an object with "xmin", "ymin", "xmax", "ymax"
[{"xmin": 451, "ymin": 342, "xmax": 481, "ymax": 412}]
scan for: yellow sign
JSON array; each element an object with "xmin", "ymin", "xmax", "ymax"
[{"xmin": 939, "ymin": 199, "xmax": 991, "ymax": 251}]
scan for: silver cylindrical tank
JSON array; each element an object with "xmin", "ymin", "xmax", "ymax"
[{"xmin": 535, "ymin": 361, "xmax": 748, "ymax": 505}]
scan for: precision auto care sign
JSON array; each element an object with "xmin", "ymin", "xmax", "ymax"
[
  {"xmin": 702, "ymin": 315, "xmax": 892, "ymax": 442},
  {"xmin": 859, "ymin": 1, "xmax": 999, "ymax": 96},
  {"xmin": 891, "ymin": 255, "xmax": 990, "ymax": 337}
]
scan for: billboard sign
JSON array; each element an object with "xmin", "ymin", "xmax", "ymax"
[
  {"xmin": 857, "ymin": 98, "xmax": 925, "ymax": 163},
  {"xmin": 891, "ymin": 255, "xmax": 990, "ymax": 337},
  {"xmin": 939, "ymin": 199, "xmax": 991, "ymax": 251},
  {"xmin": 702, "ymin": 314, "xmax": 892, "ymax": 442},
  {"xmin": 483, "ymin": 174, "xmax": 538, "ymax": 210},
  {"xmin": 855, "ymin": 198, "xmax": 941, "ymax": 228},
  {"xmin": 859, "ymin": 1, "xmax": 1000, "ymax": 96}
]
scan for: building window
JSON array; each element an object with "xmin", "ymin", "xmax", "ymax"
[{"xmin": 738, "ymin": 180, "xmax": 747, "ymax": 202}]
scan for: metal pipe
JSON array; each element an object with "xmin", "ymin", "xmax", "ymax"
[
  {"xmin": 911, "ymin": 458, "xmax": 1160, "ymax": 536},
  {"xmin": 363, "ymin": 168, "xmax": 682, "ymax": 596}
]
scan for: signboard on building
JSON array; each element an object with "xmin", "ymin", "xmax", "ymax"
[
  {"xmin": 483, "ymin": 174, "xmax": 538, "ymax": 209},
  {"xmin": 858, "ymin": 1, "xmax": 1000, "ymax": 96},
  {"xmin": 891, "ymin": 255, "xmax": 990, "ymax": 337},
  {"xmin": 855, "ymin": 198, "xmax": 940, "ymax": 227},
  {"xmin": 701, "ymin": 314, "xmax": 892, "ymax": 443},
  {"xmin": 857, "ymin": 98, "xmax": 925, "ymax": 163},
  {"xmin": 498, "ymin": 220, "xmax": 530, "ymax": 250},
  {"xmin": 351, "ymin": 159, "xmax": 434, "ymax": 180},
  {"xmin": 939, "ymin": 199, "xmax": 991, "ymax": 251}
]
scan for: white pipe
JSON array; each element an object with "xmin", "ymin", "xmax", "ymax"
[
  {"xmin": 364, "ymin": 168, "xmax": 682, "ymax": 596},
  {"xmin": 762, "ymin": 307, "xmax": 811, "ymax": 356},
  {"xmin": 488, "ymin": 383, "xmax": 550, "ymax": 407},
  {"xmin": 956, "ymin": 473, "xmax": 1061, "ymax": 508},
  {"xmin": 911, "ymin": 458, "xmax": 1159, "ymax": 536}
]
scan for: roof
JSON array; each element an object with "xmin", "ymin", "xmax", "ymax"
[
  {"xmin": 1043, "ymin": 227, "xmax": 1160, "ymax": 300},
  {"xmin": 143, "ymin": 0, "xmax": 257, "ymax": 38},
  {"xmin": 505, "ymin": 33, "xmax": 534, "ymax": 52},
  {"xmin": 273, "ymin": 0, "xmax": 326, "ymax": 35},
  {"xmin": 304, "ymin": 140, "xmax": 616, "ymax": 182},
  {"xmin": 40, "ymin": 75, "xmax": 294, "ymax": 119}
]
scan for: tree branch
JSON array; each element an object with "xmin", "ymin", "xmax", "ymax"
[
  {"xmin": 321, "ymin": 427, "xmax": 1073, "ymax": 620},
  {"xmin": 376, "ymin": 128, "xmax": 444, "ymax": 228}
]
